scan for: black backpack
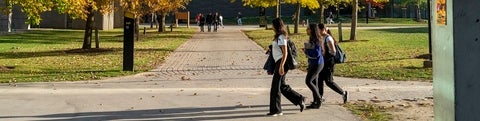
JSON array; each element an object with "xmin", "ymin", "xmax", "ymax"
[
  {"xmin": 324, "ymin": 35, "xmax": 346, "ymax": 63},
  {"xmin": 277, "ymin": 38, "xmax": 299, "ymax": 70}
]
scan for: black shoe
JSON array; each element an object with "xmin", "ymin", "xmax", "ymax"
[
  {"xmin": 343, "ymin": 91, "xmax": 348, "ymax": 104},
  {"xmin": 299, "ymin": 97, "xmax": 305, "ymax": 112},
  {"xmin": 306, "ymin": 102, "xmax": 320, "ymax": 109}
]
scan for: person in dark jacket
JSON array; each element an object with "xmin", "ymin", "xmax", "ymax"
[
  {"xmin": 303, "ymin": 24, "xmax": 325, "ymax": 109},
  {"xmin": 213, "ymin": 12, "xmax": 220, "ymax": 32},
  {"xmin": 317, "ymin": 23, "xmax": 348, "ymax": 104},
  {"xmin": 198, "ymin": 13, "xmax": 205, "ymax": 32},
  {"xmin": 206, "ymin": 12, "xmax": 213, "ymax": 32}
]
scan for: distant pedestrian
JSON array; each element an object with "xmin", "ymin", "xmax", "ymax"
[
  {"xmin": 237, "ymin": 12, "xmax": 243, "ymax": 26},
  {"xmin": 303, "ymin": 24, "xmax": 325, "ymax": 109},
  {"xmin": 219, "ymin": 14, "xmax": 224, "ymax": 28},
  {"xmin": 195, "ymin": 13, "xmax": 201, "ymax": 25},
  {"xmin": 267, "ymin": 18, "xmax": 305, "ymax": 117},
  {"xmin": 199, "ymin": 13, "xmax": 205, "ymax": 32},
  {"xmin": 206, "ymin": 12, "xmax": 213, "ymax": 32},
  {"xmin": 317, "ymin": 23, "xmax": 348, "ymax": 104},
  {"xmin": 326, "ymin": 12, "xmax": 334, "ymax": 24},
  {"xmin": 214, "ymin": 12, "xmax": 220, "ymax": 32}
]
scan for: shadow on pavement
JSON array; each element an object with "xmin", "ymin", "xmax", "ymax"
[{"xmin": 1, "ymin": 104, "xmax": 299, "ymax": 121}]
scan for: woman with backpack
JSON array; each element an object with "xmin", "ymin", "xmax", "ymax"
[
  {"xmin": 267, "ymin": 18, "xmax": 306, "ymax": 116},
  {"xmin": 317, "ymin": 23, "xmax": 348, "ymax": 104},
  {"xmin": 303, "ymin": 24, "xmax": 326, "ymax": 109}
]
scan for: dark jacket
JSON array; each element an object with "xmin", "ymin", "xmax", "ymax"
[
  {"xmin": 199, "ymin": 16, "xmax": 205, "ymax": 25},
  {"xmin": 263, "ymin": 45, "xmax": 275, "ymax": 75},
  {"xmin": 206, "ymin": 14, "xmax": 214, "ymax": 24}
]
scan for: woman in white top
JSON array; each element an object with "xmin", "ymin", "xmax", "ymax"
[
  {"xmin": 267, "ymin": 18, "xmax": 305, "ymax": 117},
  {"xmin": 219, "ymin": 14, "xmax": 224, "ymax": 28}
]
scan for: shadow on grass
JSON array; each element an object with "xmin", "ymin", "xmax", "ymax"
[
  {"xmin": 0, "ymin": 104, "xmax": 298, "ymax": 121},
  {"xmin": 404, "ymin": 66, "xmax": 427, "ymax": 70},
  {"xmin": 345, "ymin": 57, "xmax": 414, "ymax": 63},
  {"xmin": 0, "ymin": 48, "xmax": 175, "ymax": 59},
  {"xmin": 370, "ymin": 27, "xmax": 428, "ymax": 34}
]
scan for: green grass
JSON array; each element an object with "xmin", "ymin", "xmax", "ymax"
[
  {"xmin": 0, "ymin": 28, "xmax": 196, "ymax": 83},
  {"xmin": 344, "ymin": 103, "xmax": 393, "ymax": 121},
  {"xmin": 243, "ymin": 26, "xmax": 432, "ymax": 81}
]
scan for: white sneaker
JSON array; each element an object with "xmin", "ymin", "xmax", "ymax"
[{"xmin": 267, "ymin": 113, "xmax": 283, "ymax": 116}]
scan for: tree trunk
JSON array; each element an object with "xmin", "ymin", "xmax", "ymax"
[
  {"xmin": 135, "ymin": 17, "xmax": 140, "ymax": 41},
  {"xmin": 275, "ymin": 0, "xmax": 280, "ymax": 18},
  {"xmin": 82, "ymin": 5, "xmax": 94, "ymax": 49},
  {"xmin": 416, "ymin": 5, "xmax": 422, "ymax": 21},
  {"xmin": 150, "ymin": 13, "xmax": 155, "ymax": 28},
  {"xmin": 319, "ymin": 5, "xmax": 325, "ymax": 24},
  {"xmin": 158, "ymin": 13, "xmax": 167, "ymax": 32},
  {"xmin": 294, "ymin": 3, "xmax": 300, "ymax": 34},
  {"xmin": 350, "ymin": 0, "xmax": 358, "ymax": 41},
  {"xmin": 7, "ymin": 9, "xmax": 12, "ymax": 33}
]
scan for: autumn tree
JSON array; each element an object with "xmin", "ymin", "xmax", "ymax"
[
  {"xmin": 347, "ymin": 0, "xmax": 388, "ymax": 41},
  {"xmin": 283, "ymin": 0, "xmax": 319, "ymax": 34},
  {"xmin": 1, "ymin": 0, "xmax": 115, "ymax": 49},
  {"xmin": 1, "ymin": 0, "xmax": 13, "ymax": 32},
  {"xmin": 350, "ymin": 0, "xmax": 358, "ymax": 41},
  {"xmin": 142, "ymin": 0, "xmax": 190, "ymax": 32},
  {"xmin": 235, "ymin": 0, "xmax": 319, "ymax": 33},
  {"xmin": 73, "ymin": 0, "xmax": 115, "ymax": 49},
  {"xmin": 1, "ymin": 0, "xmax": 58, "ymax": 32}
]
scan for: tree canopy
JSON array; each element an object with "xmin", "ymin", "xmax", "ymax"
[{"xmin": 235, "ymin": 0, "xmax": 319, "ymax": 10}]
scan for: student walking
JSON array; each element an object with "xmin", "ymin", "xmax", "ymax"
[
  {"xmin": 219, "ymin": 14, "xmax": 224, "ymax": 28},
  {"xmin": 214, "ymin": 12, "xmax": 220, "ymax": 32},
  {"xmin": 317, "ymin": 23, "xmax": 348, "ymax": 104},
  {"xmin": 267, "ymin": 18, "xmax": 305, "ymax": 117},
  {"xmin": 303, "ymin": 24, "xmax": 325, "ymax": 109},
  {"xmin": 237, "ymin": 12, "xmax": 243, "ymax": 25},
  {"xmin": 195, "ymin": 13, "xmax": 201, "ymax": 25},
  {"xmin": 198, "ymin": 13, "xmax": 205, "ymax": 32},
  {"xmin": 206, "ymin": 12, "xmax": 213, "ymax": 32}
]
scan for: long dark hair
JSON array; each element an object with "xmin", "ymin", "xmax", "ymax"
[
  {"xmin": 310, "ymin": 24, "xmax": 325, "ymax": 54},
  {"xmin": 318, "ymin": 23, "xmax": 337, "ymax": 44},
  {"xmin": 308, "ymin": 24, "xmax": 321, "ymax": 44},
  {"xmin": 272, "ymin": 18, "xmax": 288, "ymax": 39}
]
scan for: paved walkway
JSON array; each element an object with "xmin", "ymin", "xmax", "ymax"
[{"xmin": 0, "ymin": 26, "xmax": 432, "ymax": 121}]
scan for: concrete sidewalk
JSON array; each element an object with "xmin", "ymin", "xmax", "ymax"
[{"xmin": 0, "ymin": 26, "xmax": 431, "ymax": 121}]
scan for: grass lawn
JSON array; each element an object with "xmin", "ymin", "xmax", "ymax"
[
  {"xmin": 243, "ymin": 26, "xmax": 432, "ymax": 81},
  {"xmin": 0, "ymin": 27, "xmax": 196, "ymax": 83},
  {"xmin": 344, "ymin": 103, "xmax": 393, "ymax": 121}
]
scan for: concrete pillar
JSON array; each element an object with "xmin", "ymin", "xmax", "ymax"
[{"xmin": 432, "ymin": 0, "xmax": 480, "ymax": 120}]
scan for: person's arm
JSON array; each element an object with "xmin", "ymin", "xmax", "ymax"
[
  {"xmin": 278, "ymin": 35, "xmax": 288, "ymax": 75},
  {"xmin": 279, "ymin": 45, "xmax": 288, "ymax": 76},
  {"xmin": 327, "ymin": 37, "xmax": 336, "ymax": 55}
]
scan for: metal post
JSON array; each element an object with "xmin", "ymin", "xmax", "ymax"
[
  {"xmin": 95, "ymin": 27, "xmax": 99, "ymax": 48},
  {"xmin": 123, "ymin": 12, "xmax": 135, "ymax": 71},
  {"xmin": 427, "ymin": 0, "xmax": 432, "ymax": 60}
]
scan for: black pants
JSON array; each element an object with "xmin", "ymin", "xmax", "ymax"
[
  {"xmin": 270, "ymin": 61, "xmax": 304, "ymax": 114},
  {"xmin": 306, "ymin": 63, "xmax": 324, "ymax": 103},
  {"xmin": 213, "ymin": 22, "xmax": 218, "ymax": 31},
  {"xmin": 318, "ymin": 58, "xmax": 344, "ymax": 96}
]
